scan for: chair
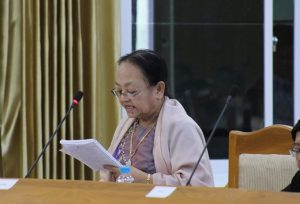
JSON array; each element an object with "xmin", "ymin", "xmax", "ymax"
[{"xmin": 228, "ymin": 124, "xmax": 298, "ymax": 191}]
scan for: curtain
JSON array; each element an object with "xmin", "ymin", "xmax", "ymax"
[{"xmin": 0, "ymin": 0, "xmax": 120, "ymax": 180}]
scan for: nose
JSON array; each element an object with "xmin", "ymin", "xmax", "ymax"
[{"xmin": 119, "ymin": 93, "xmax": 130, "ymax": 102}]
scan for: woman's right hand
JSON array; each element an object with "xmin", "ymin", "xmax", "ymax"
[{"xmin": 103, "ymin": 165, "xmax": 120, "ymax": 181}]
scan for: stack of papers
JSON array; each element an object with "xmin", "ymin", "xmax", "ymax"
[{"xmin": 60, "ymin": 139, "xmax": 122, "ymax": 171}]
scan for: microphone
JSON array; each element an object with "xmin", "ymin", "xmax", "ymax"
[
  {"xmin": 186, "ymin": 87, "xmax": 238, "ymax": 186},
  {"xmin": 25, "ymin": 91, "xmax": 84, "ymax": 178}
]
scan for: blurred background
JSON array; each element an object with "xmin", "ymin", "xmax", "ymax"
[{"xmin": 130, "ymin": 0, "xmax": 297, "ymax": 160}]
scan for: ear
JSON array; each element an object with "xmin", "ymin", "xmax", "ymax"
[{"xmin": 155, "ymin": 81, "xmax": 165, "ymax": 99}]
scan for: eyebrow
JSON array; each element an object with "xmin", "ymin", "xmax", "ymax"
[{"xmin": 114, "ymin": 81, "xmax": 135, "ymax": 87}]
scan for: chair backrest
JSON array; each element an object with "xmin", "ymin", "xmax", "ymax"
[
  {"xmin": 238, "ymin": 153, "xmax": 298, "ymax": 191},
  {"xmin": 228, "ymin": 124, "xmax": 294, "ymax": 189}
]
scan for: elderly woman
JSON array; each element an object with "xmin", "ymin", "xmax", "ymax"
[{"xmin": 102, "ymin": 49, "xmax": 214, "ymax": 186}]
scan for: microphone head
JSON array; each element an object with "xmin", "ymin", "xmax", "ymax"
[{"xmin": 73, "ymin": 91, "xmax": 84, "ymax": 106}]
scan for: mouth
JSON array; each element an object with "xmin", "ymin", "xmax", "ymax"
[{"xmin": 124, "ymin": 105, "xmax": 135, "ymax": 113}]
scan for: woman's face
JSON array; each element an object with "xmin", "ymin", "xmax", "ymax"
[
  {"xmin": 294, "ymin": 132, "xmax": 300, "ymax": 169},
  {"xmin": 114, "ymin": 61, "xmax": 164, "ymax": 121}
]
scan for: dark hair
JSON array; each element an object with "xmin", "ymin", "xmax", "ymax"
[
  {"xmin": 291, "ymin": 119, "xmax": 300, "ymax": 141},
  {"xmin": 118, "ymin": 49, "xmax": 168, "ymax": 96}
]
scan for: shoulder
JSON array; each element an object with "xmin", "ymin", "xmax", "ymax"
[
  {"xmin": 161, "ymin": 98, "xmax": 197, "ymax": 125},
  {"xmin": 291, "ymin": 170, "xmax": 300, "ymax": 183},
  {"xmin": 290, "ymin": 170, "xmax": 300, "ymax": 192},
  {"xmin": 282, "ymin": 170, "xmax": 300, "ymax": 192},
  {"xmin": 159, "ymin": 98, "xmax": 204, "ymax": 142}
]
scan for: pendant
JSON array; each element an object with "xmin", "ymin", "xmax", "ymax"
[{"xmin": 126, "ymin": 159, "xmax": 131, "ymax": 166}]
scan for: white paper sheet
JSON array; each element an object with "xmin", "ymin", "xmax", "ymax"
[
  {"xmin": 0, "ymin": 179, "xmax": 18, "ymax": 190},
  {"xmin": 60, "ymin": 139, "xmax": 122, "ymax": 171},
  {"xmin": 146, "ymin": 186, "xmax": 177, "ymax": 198}
]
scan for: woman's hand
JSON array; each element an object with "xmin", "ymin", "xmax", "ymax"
[
  {"xmin": 103, "ymin": 165, "xmax": 120, "ymax": 181},
  {"xmin": 130, "ymin": 166, "xmax": 151, "ymax": 183}
]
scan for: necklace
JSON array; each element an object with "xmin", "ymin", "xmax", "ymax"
[{"xmin": 126, "ymin": 120, "xmax": 156, "ymax": 166}]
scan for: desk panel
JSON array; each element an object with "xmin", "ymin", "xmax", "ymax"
[{"xmin": 0, "ymin": 179, "xmax": 299, "ymax": 204}]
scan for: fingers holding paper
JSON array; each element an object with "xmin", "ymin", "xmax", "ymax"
[{"xmin": 104, "ymin": 165, "xmax": 120, "ymax": 181}]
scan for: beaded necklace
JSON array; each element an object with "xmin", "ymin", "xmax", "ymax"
[{"xmin": 126, "ymin": 119, "xmax": 156, "ymax": 166}]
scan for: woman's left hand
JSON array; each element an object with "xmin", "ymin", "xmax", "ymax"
[{"xmin": 130, "ymin": 166, "xmax": 149, "ymax": 183}]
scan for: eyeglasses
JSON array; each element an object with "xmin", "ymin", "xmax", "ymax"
[
  {"xmin": 289, "ymin": 147, "xmax": 300, "ymax": 157},
  {"xmin": 111, "ymin": 89, "xmax": 142, "ymax": 99}
]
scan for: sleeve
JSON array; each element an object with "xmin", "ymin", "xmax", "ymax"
[{"xmin": 152, "ymin": 120, "xmax": 214, "ymax": 186}]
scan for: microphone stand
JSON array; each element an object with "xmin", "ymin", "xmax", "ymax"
[
  {"xmin": 25, "ymin": 91, "xmax": 83, "ymax": 178},
  {"xmin": 186, "ymin": 95, "xmax": 233, "ymax": 186}
]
